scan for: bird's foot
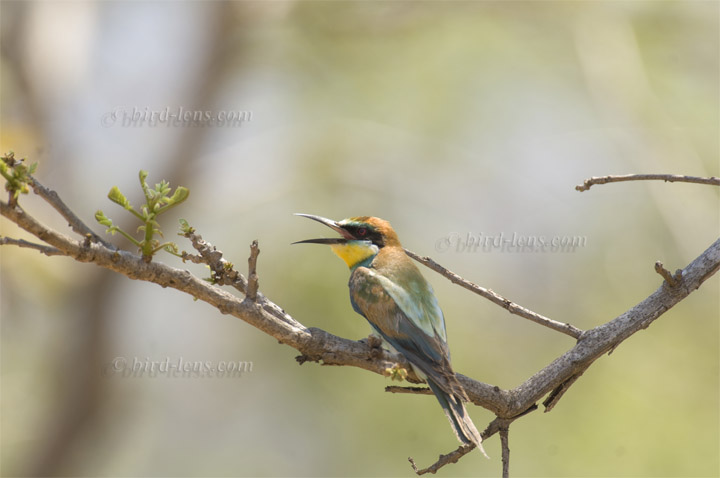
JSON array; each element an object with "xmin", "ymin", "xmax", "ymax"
[
  {"xmin": 366, "ymin": 333, "xmax": 383, "ymax": 348},
  {"xmin": 385, "ymin": 363, "xmax": 409, "ymax": 382},
  {"xmin": 364, "ymin": 333, "xmax": 384, "ymax": 359}
]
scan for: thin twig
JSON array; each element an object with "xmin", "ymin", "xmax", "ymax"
[
  {"xmin": 410, "ymin": 408, "xmax": 538, "ymax": 475},
  {"xmin": 184, "ymin": 229, "xmax": 248, "ymax": 293},
  {"xmin": 654, "ymin": 261, "xmax": 682, "ymax": 288},
  {"xmin": 409, "ymin": 444, "xmax": 475, "ymax": 476},
  {"xmin": 28, "ymin": 176, "xmax": 114, "ymax": 248},
  {"xmin": 183, "ymin": 229, "xmax": 304, "ymax": 331},
  {"xmin": 4, "ymin": 193, "xmax": 719, "ymax": 420},
  {"xmin": 180, "ymin": 251, "xmax": 205, "ymax": 265},
  {"xmin": 385, "ymin": 385, "xmax": 432, "ymax": 395},
  {"xmin": 247, "ymin": 240, "xmax": 260, "ymax": 301},
  {"xmin": 0, "ymin": 236, "xmax": 63, "ymax": 256},
  {"xmin": 500, "ymin": 426, "xmax": 510, "ymax": 478},
  {"xmin": 3, "ymin": 174, "xmax": 720, "ymax": 476},
  {"xmin": 543, "ymin": 364, "xmax": 592, "ymax": 412},
  {"xmin": 404, "ymin": 249, "xmax": 584, "ymax": 339},
  {"xmin": 576, "ymin": 174, "xmax": 720, "ymax": 192}
]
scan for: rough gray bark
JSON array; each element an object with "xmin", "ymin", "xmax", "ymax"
[{"xmin": 2, "ymin": 172, "xmax": 718, "ymax": 476}]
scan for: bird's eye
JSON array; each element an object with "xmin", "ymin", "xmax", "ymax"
[{"xmin": 356, "ymin": 228, "xmax": 367, "ymax": 237}]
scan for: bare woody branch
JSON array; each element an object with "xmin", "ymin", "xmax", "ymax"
[
  {"xmin": 0, "ymin": 198, "xmax": 423, "ymax": 382},
  {"xmin": 410, "ymin": 406, "xmax": 537, "ymax": 475},
  {"xmin": 500, "ymin": 426, "xmax": 510, "ymax": 478},
  {"xmin": 2, "ymin": 169, "xmax": 719, "ymax": 477},
  {"xmin": 404, "ymin": 249, "xmax": 584, "ymax": 339},
  {"xmin": 182, "ymin": 230, "xmax": 248, "ymax": 294},
  {"xmin": 247, "ymin": 240, "xmax": 260, "ymax": 301},
  {"xmin": 655, "ymin": 261, "xmax": 682, "ymax": 288},
  {"xmin": 0, "ymin": 236, "xmax": 63, "ymax": 256},
  {"xmin": 542, "ymin": 365, "xmax": 592, "ymax": 413},
  {"xmin": 409, "ymin": 444, "xmax": 475, "ymax": 476},
  {"xmin": 385, "ymin": 385, "xmax": 432, "ymax": 395},
  {"xmin": 28, "ymin": 176, "xmax": 114, "ymax": 248},
  {"xmin": 2, "ymin": 180, "xmax": 719, "ymax": 420},
  {"xmin": 575, "ymin": 174, "xmax": 720, "ymax": 192}
]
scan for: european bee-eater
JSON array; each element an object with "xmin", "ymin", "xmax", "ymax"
[{"xmin": 295, "ymin": 214, "xmax": 486, "ymax": 456}]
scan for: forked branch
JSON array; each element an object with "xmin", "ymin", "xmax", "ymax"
[
  {"xmin": 1, "ymin": 166, "xmax": 718, "ymax": 477},
  {"xmin": 575, "ymin": 173, "xmax": 720, "ymax": 192},
  {"xmin": 404, "ymin": 249, "xmax": 584, "ymax": 339}
]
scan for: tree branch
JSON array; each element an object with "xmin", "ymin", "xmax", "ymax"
[
  {"xmin": 654, "ymin": 260, "xmax": 682, "ymax": 288},
  {"xmin": 500, "ymin": 426, "xmax": 510, "ymax": 478},
  {"xmin": 247, "ymin": 240, "xmax": 260, "ymax": 301},
  {"xmin": 0, "ymin": 235, "xmax": 63, "ymax": 256},
  {"xmin": 29, "ymin": 176, "xmax": 114, "ymax": 249},
  {"xmin": 404, "ymin": 249, "xmax": 584, "ymax": 339},
  {"xmin": 2, "ymin": 188, "xmax": 718, "ymax": 420},
  {"xmin": 542, "ymin": 364, "xmax": 592, "ymax": 413},
  {"xmin": 409, "ymin": 444, "xmax": 475, "ymax": 476},
  {"xmin": 2, "ymin": 171, "xmax": 719, "ymax": 476},
  {"xmin": 182, "ymin": 229, "xmax": 248, "ymax": 294},
  {"xmin": 575, "ymin": 173, "xmax": 720, "ymax": 192},
  {"xmin": 385, "ymin": 385, "xmax": 432, "ymax": 395},
  {"xmin": 409, "ymin": 406, "xmax": 537, "ymax": 475}
]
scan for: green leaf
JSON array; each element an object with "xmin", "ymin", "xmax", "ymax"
[
  {"xmin": 100, "ymin": 169, "xmax": 191, "ymax": 260},
  {"xmin": 107, "ymin": 186, "xmax": 129, "ymax": 208},
  {"xmin": 95, "ymin": 210, "xmax": 114, "ymax": 227},
  {"xmin": 1, "ymin": 153, "xmax": 36, "ymax": 203},
  {"xmin": 168, "ymin": 186, "xmax": 190, "ymax": 205},
  {"xmin": 139, "ymin": 170, "xmax": 152, "ymax": 203},
  {"xmin": 156, "ymin": 187, "xmax": 190, "ymax": 215},
  {"xmin": 178, "ymin": 218, "xmax": 194, "ymax": 235},
  {"xmin": 156, "ymin": 180, "xmax": 171, "ymax": 197}
]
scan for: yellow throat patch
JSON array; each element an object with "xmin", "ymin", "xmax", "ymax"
[{"xmin": 330, "ymin": 242, "xmax": 379, "ymax": 269}]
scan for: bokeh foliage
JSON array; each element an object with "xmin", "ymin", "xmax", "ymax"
[{"xmin": 1, "ymin": 2, "xmax": 717, "ymax": 476}]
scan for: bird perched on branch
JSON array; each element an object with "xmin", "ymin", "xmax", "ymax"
[{"xmin": 294, "ymin": 214, "xmax": 487, "ymax": 457}]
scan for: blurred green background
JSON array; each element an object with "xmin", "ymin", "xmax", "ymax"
[{"xmin": 1, "ymin": 1, "xmax": 718, "ymax": 476}]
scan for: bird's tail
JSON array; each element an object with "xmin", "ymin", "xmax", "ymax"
[{"xmin": 427, "ymin": 379, "xmax": 489, "ymax": 458}]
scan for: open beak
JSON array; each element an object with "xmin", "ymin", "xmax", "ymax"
[{"xmin": 293, "ymin": 213, "xmax": 353, "ymax": 245}]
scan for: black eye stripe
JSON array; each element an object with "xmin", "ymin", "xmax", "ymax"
[{"xmin": 344, "ymin": 225, "xmax": 383, "ymax": 247}]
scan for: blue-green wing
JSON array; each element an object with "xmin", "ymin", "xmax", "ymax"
[
  {"xmin": 349, "ymin": 266, "xmax": 484, "ymax": 451},
  {"xmin": 349, "ymin": 266, "xmax": 463, "ymax": 397},
  {"xmin": 376, "ymin": 266, "xmax": 447, "ymax": 343}
]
